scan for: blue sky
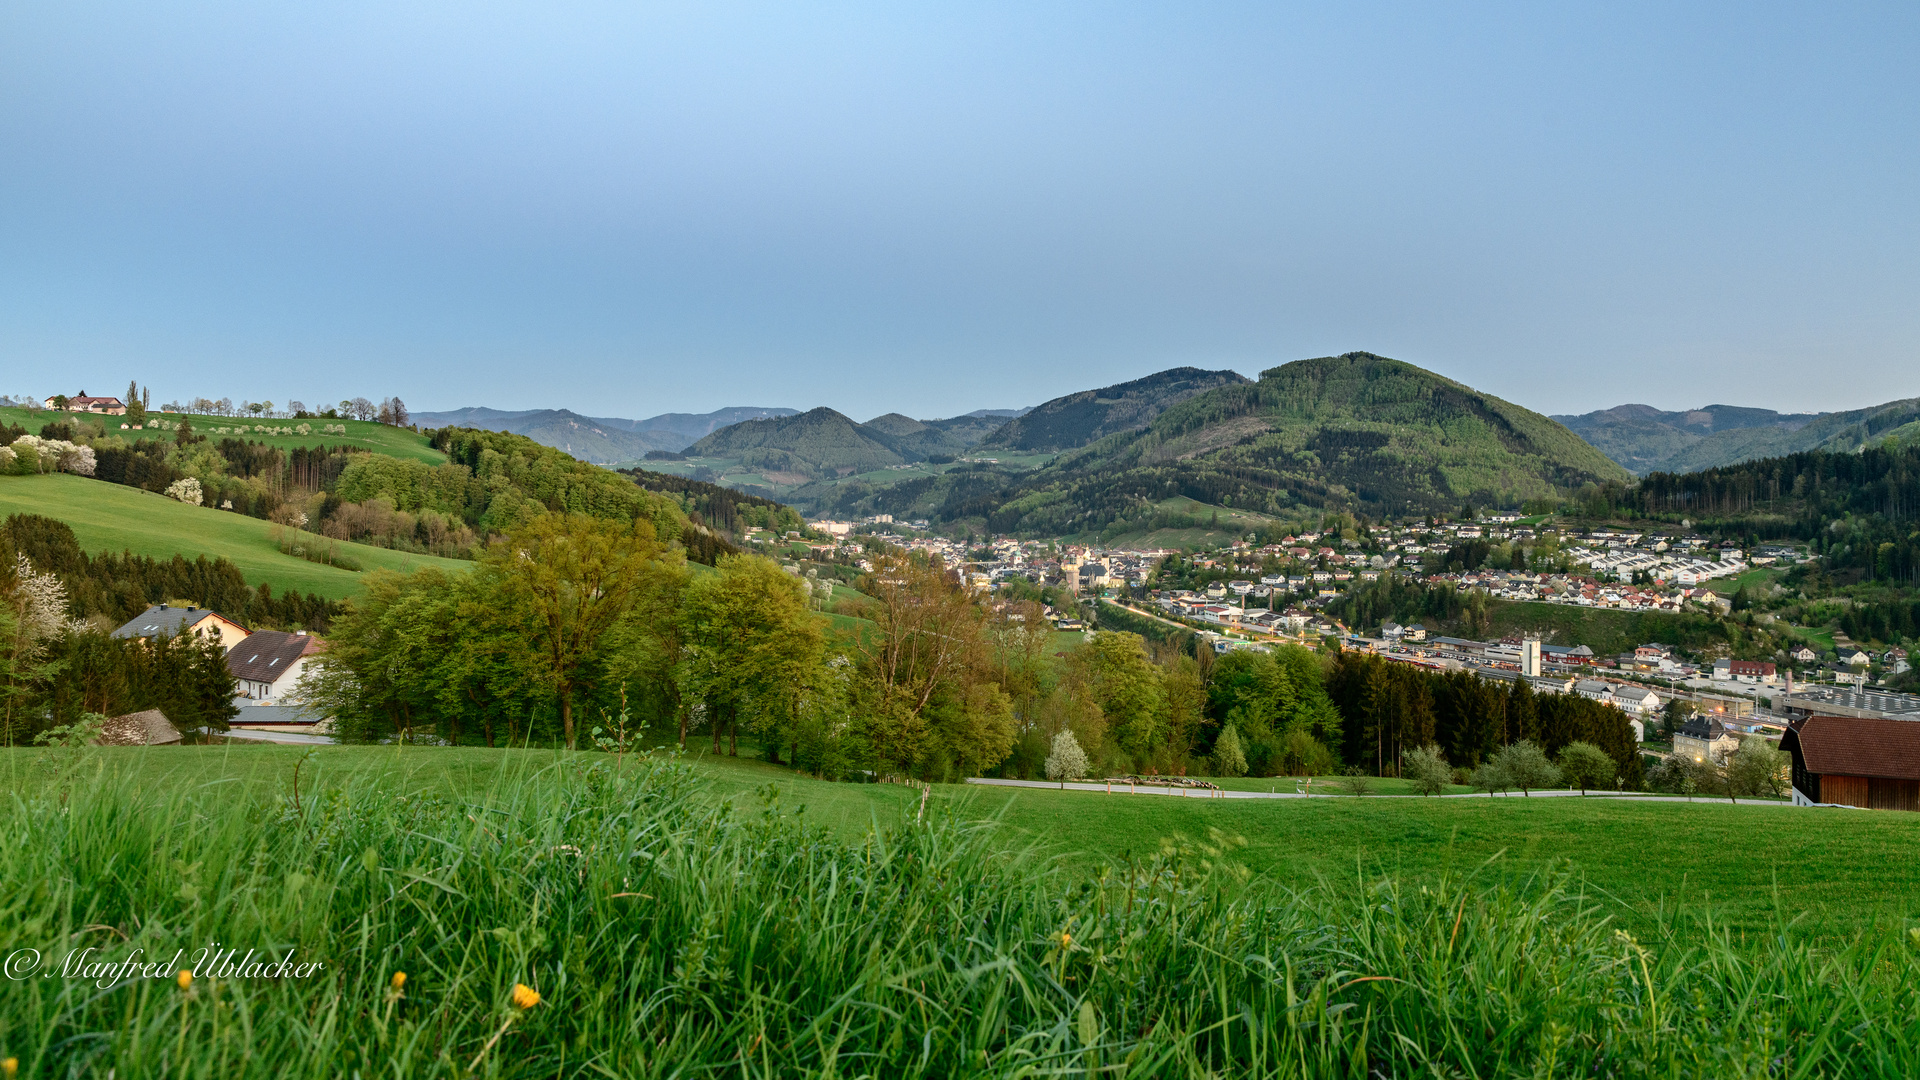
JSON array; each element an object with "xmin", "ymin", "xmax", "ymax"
[{"xmin": 3, "ymin": 2, "xmax": 1916, "ymax": 420}]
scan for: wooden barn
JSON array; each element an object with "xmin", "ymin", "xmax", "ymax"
[{"xmin": 1782, "ymin": 715, "xmax": 1920, "ymax": 811}]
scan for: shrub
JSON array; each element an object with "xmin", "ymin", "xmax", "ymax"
[
  {"xmin": 1724, "ymin": 737, "xmax": 1789, "ymax": 800},
  {"xmin": 1488, "ymin": 740, "xmax": 1560, "ymax": 796},
  {"xmin": 1557, "ymin": 741, "xmax": 1617, "ymax": 795},
  {"xmin": 1646, "ymin": 754, "xmax": 1706, "ymax": 796},
  {"xmin": 1402, "ymin": 745, "xmax": 1451, "ymax": 795},
  {"xmin": 1211, "ymin": 726, "xmax": 1248, "ymax": 777}
]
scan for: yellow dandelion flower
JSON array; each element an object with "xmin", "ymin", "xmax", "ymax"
[
  {"xmin": 511, "ymin": 983, "xmax": 541, "ymax": 1010},
  {"xmin": 391, "ymin": 971, "xmax": 407, "ymax": 991},
  {"xmin": 176, "ymin": 969, "xmax": 193, "ymax": 991},
  {"xmin": 3, "ymin": 1056, "xmax": 17, "ymax": 1080},
  {"xmin": 1058, "ymin": 931, "xmax": 1073, "ymax": 948}
]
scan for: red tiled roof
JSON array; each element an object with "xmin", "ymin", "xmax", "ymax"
[{"xmin": 1793, "ymin": 715, "xmax": 1920, "ymax": 781}]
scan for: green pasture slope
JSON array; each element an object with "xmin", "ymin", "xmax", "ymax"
[
  {"xmin": 0, "ymin": 405, "xmax": 447, "ymax": 465},
  {"xmin": 0, "ymin": 473, "xmax": 469, "ymax": 599},
  {"xmin": 30, "ymin": 744, "xmax": 1919, "ymax": 942}
]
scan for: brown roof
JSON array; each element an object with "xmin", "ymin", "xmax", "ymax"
[
  {"xmin": 226, "ymin": 631, "xmax": 318, "ymax": 684},
  {"xmin": 1792, "ymin": 715, "xmax": 1920, "ymax": 780},
  {"xmin": 95, "ymin": 709, "xmax": 182, "ymax": 746}
]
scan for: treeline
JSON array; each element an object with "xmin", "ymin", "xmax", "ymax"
[
  {"xmin": 3, "ymin": 514, "xmax": 339, "ymax": 630},
  {"xmin": 1635, "ymin": 443, "xmax": 1920, "ymax": 522},
  {"xmin": 1323, "ymin": 651, "xmax": 1643, "ymax": 786},
  {"xmin": 305, "ymin": 520, "xmax": 1027, "ymax": 777},
  {"xmin": 617, "ymin": 467, "xmax": 807, "ymax": 538}
]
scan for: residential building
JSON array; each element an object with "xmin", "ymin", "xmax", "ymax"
[
  {"xmin": 110, "ymin": 604, "xmax": 251, "ymax": 651},
  {"xmin": 1574, "ymin": 679, "xmax": 1612, "ymax": 704},
  {"xmin": 1611, "ymin": 685, "xmax": 1661, "ymax": 717},
  {"xmin": 1674, "ymin": 715, "xmax": 1740, "ymax": 764},
  {"xmin": 1727, "ymin": 660, "xmax": 1777, "ymax": 684},
  {"xmin": 227, "ymin": 630, "xmax": 323, "ymax": 702}
]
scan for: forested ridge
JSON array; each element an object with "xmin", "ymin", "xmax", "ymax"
[{"xmin": 814, "ymin": 353, "xmax": 1632, "ymax": 534}]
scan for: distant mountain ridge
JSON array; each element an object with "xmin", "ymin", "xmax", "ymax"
[
  {"xmin": 1556, "ymin": 398, "xmax": 1920, "ymax": 475},
  {"xmin": 980, "ymin": 367, "xmax": 1251, "ymax": 451},
  {"xmin": 810, "ymin": 352, "xmax": 1631, "ymax": 533},
  {"xmin": 413, "ymin": 405, "xmax": 800, "ymax": 462}
]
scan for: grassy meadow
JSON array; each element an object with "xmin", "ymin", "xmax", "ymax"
[
  {"xmin": 1, "ymin": 405, "xmax": 448, "ymax": 465},
  {"xmin": 14, "ymin": 744, "xmax": 1915, "ymax": 941},
  {"xmin": 0, "ymin": 473, "xmax": 471, "ymax": 599},
  {"xmin": 3, "ymin": 743, "xmax": 1917, "ymax": 1077}
]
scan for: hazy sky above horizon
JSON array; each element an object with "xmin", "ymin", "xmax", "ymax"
[{"xmin": 4, "ymin": 2, "xmax": 1917, "ymax": 421}]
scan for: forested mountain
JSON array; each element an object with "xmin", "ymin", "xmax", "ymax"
[
  {"xmin": 683, "ymin": 407, "xmax": 912, "ymax": 479},
  {"xmin": 822, "ymin": 353, "xmax": 1631, "ymax": 534},
  {"xmin": 861, "ymin": 413, "xmax": 976, "ymax": 459},
  {"xmin": 412, "ymin": 405, "xmax": 800, "ymax": 461},
  {"xmin": 1557, "ymin": 397, "xmax": 1920, "ymax": 475},
  {"xmin": 979, "ymin": 367, "xmax": 1250, "ymax": 451}
]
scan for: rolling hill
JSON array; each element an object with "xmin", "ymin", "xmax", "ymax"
[
  {"xmin": 1557, "ymin": 396, "xmax": 1920, "ymax": 475},
  {"xmin": 6, "ymin": 405, "xmax": 448, "ymax": 465},
  {"xmin": 820, "ymin": 353, "xmax": 1632, "ymax": 535},
  {"xmin": 979, "ymin": 367, "xmax": 1250, "ymax": 451},
  {"xmin": 0, "ymin": 473, "xmax": 471, "ymax": 599}
]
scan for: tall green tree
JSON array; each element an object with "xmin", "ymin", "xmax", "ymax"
[
  {"xmin": 677, "ymin": 554, "xmax": 822, "ymax": 757},
  {"xmin": 483, "ymin": 514, "xmax": 662, "ymax": 749}
]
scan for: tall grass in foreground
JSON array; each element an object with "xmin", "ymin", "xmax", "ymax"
[{"xmin": 1, "ymin": 752, "xmax": 1916, "ymax": 1078}]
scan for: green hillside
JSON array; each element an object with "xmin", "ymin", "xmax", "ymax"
[
  {"xmin": 3, "ymin": 405, "xmax": 447, "ymax": 465},
  {"xmin": 831, "ymin": 353, "xmax": 1632, "ymax": 534},
  {"xmin": 979, "ymin": 366, "xmax": 1249, "ymax": 451},
  {"xmin": 0, "ymin": 473, "xmax": 470, "ymax": 599}
]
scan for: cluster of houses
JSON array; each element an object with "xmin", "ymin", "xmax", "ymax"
[{"xmin": 98, "ymin": 604, "xmax": 329, "ymax": 743}]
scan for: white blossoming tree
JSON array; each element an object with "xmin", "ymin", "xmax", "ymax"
[
  {"xmin": 7, "ymin": 435, "xmax": 94, "ymax": 476},
  {"xmin": 166, "ymin": 477, "xmax": 204, "ymax": 506},
  {"xmin": 1044, "ymin": 729, "xmax": 1090, "ymax": 786}
]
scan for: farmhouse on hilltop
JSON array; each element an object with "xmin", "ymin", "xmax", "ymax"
[{"xmin": 42, "ymin": 392, "xmax": 127, "ymax": 415}]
